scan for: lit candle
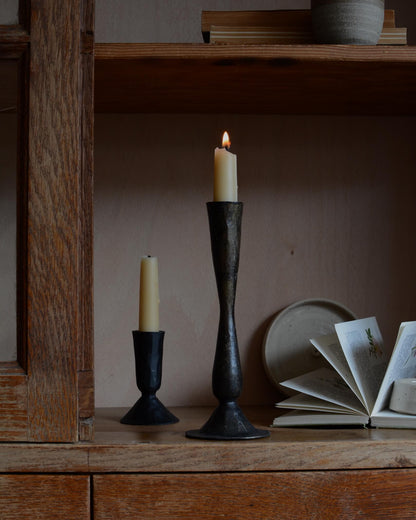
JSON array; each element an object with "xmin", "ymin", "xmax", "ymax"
[
  {"xmin": 214, "ymin": 131, "xmax": 238, "ymax": 202},
  {"xmin": 139, "ymin": 256, "xmax": 159, "ymax": 332}
]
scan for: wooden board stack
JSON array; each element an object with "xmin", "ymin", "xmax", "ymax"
[{"xmin": 201, "ymin": 9, "xmax": 407, "ymax": 45}]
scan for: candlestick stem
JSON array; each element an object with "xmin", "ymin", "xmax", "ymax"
[{"xmin": 186, "ymin": 202, "xmax": 269, "ymax": 440}]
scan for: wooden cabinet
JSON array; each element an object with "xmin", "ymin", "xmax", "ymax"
[
  {"xmin": 2, "ymin": 1, "xmax": 416, "ymax": 518},
  {"xmin": 0, "ymin": 0, "xmax": 94, "ymax": 442}
]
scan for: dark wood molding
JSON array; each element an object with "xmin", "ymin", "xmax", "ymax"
[
  {"xmin": 19, "ymin": 0, "xmax": 31, "ymax": 33},
  {"xmin": 78, "ymin": 0, "xmax": 95, "ymax": 442},
  {"xmin": 0, "ymin": 44, "xmax": 29, "ymax": 442},
  {"xmin": 0, "ymin": 26, "xmax": 29, "ymax": 44}
]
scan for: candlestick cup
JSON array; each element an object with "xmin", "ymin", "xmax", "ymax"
[
  {"xmin": 186, "ymin": 202, "xmax": 270, "ymax": 440},
  {"xmin": 120, "ymin": 330, "xmax": 179, "ymax": 425}
]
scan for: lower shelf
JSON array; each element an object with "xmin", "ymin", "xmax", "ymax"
[{"xmin": 1, "ymin": 406, "xmax": 416, "ymax": 473}]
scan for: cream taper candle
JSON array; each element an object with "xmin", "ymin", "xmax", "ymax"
[
  {"xmin": 214, "ymin": 131, "xmax": 238, "ymax": 202},
  {"xmin": 139, "ymin": 256, "xmax": 159, "ymax": 332}
]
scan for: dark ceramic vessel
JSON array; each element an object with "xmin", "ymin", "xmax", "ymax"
[{"xmin": 312, "ymin": 0, "xmax": 385, "ymax": 45}]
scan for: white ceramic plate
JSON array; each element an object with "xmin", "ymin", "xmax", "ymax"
[{"xmin": 263, "ymin": 298, "xmax": 356, "ymax": 394}]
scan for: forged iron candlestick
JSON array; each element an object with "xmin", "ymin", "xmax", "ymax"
[
  {"xmin": 120, "ymin": 330, "xmax": 179, "ymax": 425},
  {"xmin": 186, "ymin": 202, "xmax": 270, "ymax": 440}
]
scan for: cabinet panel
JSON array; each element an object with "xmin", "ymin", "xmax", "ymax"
[
  {"xmin": 0, "ymin": 0, "xmax": 94, "ymax": 443},
  {"xmin": 94, "ymin": 470, "xmax": 416, "ymax": 519},
  {"xmin": 0, "ymin": 475, "xmax": 90, "ymax": 520}
]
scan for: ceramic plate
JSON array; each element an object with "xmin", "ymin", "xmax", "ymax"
[{"xmin": 263, "ymin": 298, "xmax": 356, "ymax": 394}]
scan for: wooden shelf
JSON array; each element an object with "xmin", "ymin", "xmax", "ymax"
[
  {"xmin": 95, "ymin": 43, "xmax": 416, "ymax": 115},
  {"xmin": 2, "ymin": 407, "xmax": 416, "ymax": 473}
]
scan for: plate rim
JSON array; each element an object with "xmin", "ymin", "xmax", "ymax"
[{"xmin": 262, "ymin": 297, "xmax": 357, "ymax": 392}]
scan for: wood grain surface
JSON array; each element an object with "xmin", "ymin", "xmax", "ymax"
[
  {"xmin": 95, "ymin": 43, "xmax": 416, "ymax": 115},
  {"xmin": 2, "ymin": 408, "xmax": 416, "ymax": 473},
  {"xmin": 0, "ymin": 372, "xmax": 28, "ymax": 441},
  {"xmin": 94, "ymin": 470, "xmax": 416, "ymax": 520},
  {"xmin": 0, "ymin": 26, "xmax": 29, "ymax": 44},
  {"xmin": 0, "ymin": 474, "xmax": 90, "ymax": 520},
  {"xmin": 26, "ymin": 0, "xmax": 81, "ymax": 441},
  {"xmin": 25, "ymin": 0, "xmax": 93, "ymax": 441}
]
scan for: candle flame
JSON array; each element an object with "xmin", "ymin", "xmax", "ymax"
[{"xmin": 222, "ymin": 131, "xmax": 231, "ymax": 149}]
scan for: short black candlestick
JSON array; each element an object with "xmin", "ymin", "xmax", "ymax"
[
  {"xmin": 120, "ymin": 330, "xmax": 178, "ymax": 425},
  {"xmin": 186, "ymin": 202, "xmax": 270, "ymax": 440}
]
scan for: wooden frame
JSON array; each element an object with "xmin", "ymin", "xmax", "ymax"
[{"xmin": 0, "ymin": 0, "xmax": 94, "ymax": 442}]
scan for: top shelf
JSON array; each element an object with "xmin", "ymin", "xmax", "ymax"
[{"xmin": 95, "ymin": 43, "xmax": 416, "ymax": 115}]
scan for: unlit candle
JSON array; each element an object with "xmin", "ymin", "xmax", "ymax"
[{"xmin": 139, "ymin": 256, "xmax": 159, "ymax": 332}]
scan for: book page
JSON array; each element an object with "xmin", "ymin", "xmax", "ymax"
[
  {"xmin": 277, "ymin": 393, "xmax": 356, "ymax": 414},
  {"xmin": 335, "ymin": 317, "xmax": 388, "ymax": 413},
  {"xmin": 372, "ymin": 321, "xmax": 416, "ymax": 416},
  {"xmin": 280, "ymin": 367, "xmax": 367, "ymax": 414},
  {"xmin": 310, "ymin": 333, "xmax": 365, "ymax": 407},
  {"xmin": 273, "ymin": 410, "xmax": 369, "ymax": 428}
]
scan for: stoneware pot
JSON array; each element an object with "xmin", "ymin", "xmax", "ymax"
[{"xmin": 311, "ymin": 0, "xmax": 385, "ymax": 45}]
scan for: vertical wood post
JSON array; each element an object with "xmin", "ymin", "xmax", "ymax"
[{"xmin": 27, "ymin": 0, "xmax": 94, "ymax": 441}]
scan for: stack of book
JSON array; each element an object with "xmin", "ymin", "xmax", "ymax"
[{"xmin": 201, "ymin": 10, "xmax": 407, "ymax": 45}]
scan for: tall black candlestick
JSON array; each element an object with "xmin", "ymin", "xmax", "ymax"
[{"xmin": 186, "ymin": 202, "xmax": 270, "ymax": 440}]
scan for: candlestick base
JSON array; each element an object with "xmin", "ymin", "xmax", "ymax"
[
  {"xmin": 120, "ymin": 330, "xmax": 179, "ymax": 426},
  {"xmin": 121, "ymin": 394, "xmax": 178, "ymax": 426},
  {"xmin": 186, "ymin": 401, "xmax": 269, "ymax": 440}
]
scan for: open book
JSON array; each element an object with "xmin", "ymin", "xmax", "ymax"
[{"xmin": 273, "ymin": 317, "xmax": 416, "ymax": 428}]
